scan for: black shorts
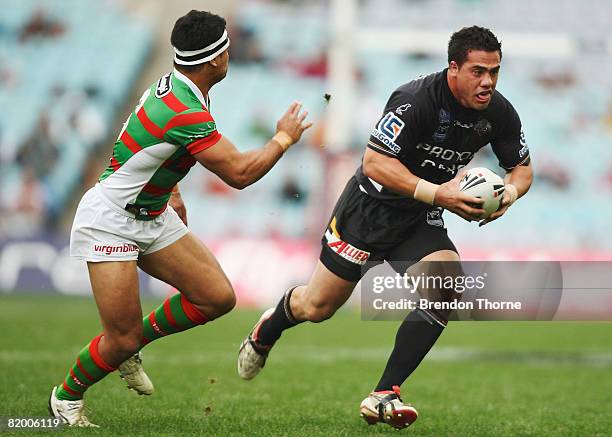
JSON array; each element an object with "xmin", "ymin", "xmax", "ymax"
[{"xmin": 320, "ymin": 177, "xmax": 457, "ymax": 282}]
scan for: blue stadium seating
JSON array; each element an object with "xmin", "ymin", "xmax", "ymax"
[
  {"xmin": 2, "ymin": 0, "xmax": 610, "ymax": 250},
  {"xmin": 186, "ymin": 0, "xmax": 612, "ymax": 249},
  {"xmin": 0, "ymin": 0, "xmax": 152, "ymax": 218}
]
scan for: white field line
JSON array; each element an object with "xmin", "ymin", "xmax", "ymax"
[{"xmin": 2, "ymin": 347, "xmax": 612, "ymax": 368}]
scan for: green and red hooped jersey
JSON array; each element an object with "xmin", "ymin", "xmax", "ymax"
[{"xmin": 98, "ymin": 69, "xmax": 222, "ymax": 215}]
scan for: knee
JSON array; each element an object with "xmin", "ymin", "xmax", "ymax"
[
  {"xmin": 302, "ymin": 298, "xmax": 337, "ymax": 323},
  {"xmin": 216, "ymin": 287, "xmax": 236, "ymax": 315},
  {"xmin": 203, "ymin": 281, "xmax": 236, "ymax": 319}
]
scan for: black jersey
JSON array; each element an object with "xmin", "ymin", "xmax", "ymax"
[{"xmin": 355, "ymin": 69, "xmax": 530, "ymax": 211}]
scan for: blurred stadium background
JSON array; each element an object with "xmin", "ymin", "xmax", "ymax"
[
  {"xmin": 1, "ymin": 1, "xmax": 611, "ymax": 434},
  {"xmin": 1, "ymin": 0, "xmax": 612, "ymax": 302}
]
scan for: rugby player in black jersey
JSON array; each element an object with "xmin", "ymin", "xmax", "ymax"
[{"xmin": 238, "ymin": 26, "xmax": 533, "ymax": 429}]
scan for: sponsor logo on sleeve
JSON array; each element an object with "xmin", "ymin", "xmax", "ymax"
[
  {"xmin": 187, "ymin": 123, "xmax": 217, "ymax": 142},
  {"xmin": 518, "ymin": 130, "xmax": 529, "ymax": 157},
  {"xmin": 92, "ymin": 243, "xmax": 139, "ymax": 257},
  {"xmin": 155, "ymin": 73, "xmax": 173, "ymax": 98},
  {"xmin": 371, "ymin": 112, "xmax": 405, "ymax": 155}
]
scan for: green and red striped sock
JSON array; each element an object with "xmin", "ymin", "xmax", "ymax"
[
  {"xmin": 55, "ymin": 334, "xmax": 116, "ymax": 401},
  {"xmin": 141, "ymin": 293, "xmax": 208, "ymax": 346},
  {"xmin": 55, "ymin": 294, "xmax": 206, "ymax": 400}
]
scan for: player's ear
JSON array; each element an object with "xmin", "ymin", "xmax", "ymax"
[
  {"xmin": 209, "ymin": 51, "xmax": 226, "ymax": 68},
  {"xmin": 449, "ymin": 61, "xmax": 459, "ymax": 74}
]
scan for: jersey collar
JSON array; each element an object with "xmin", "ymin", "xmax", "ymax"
[{"xmin": 172, "ymin": 68, "xmax": 210, "ymax": 110}]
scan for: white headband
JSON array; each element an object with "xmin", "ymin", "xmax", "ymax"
[{"xmin": 173, "ymin": 29, "xmax": 230, "ymax": 65}]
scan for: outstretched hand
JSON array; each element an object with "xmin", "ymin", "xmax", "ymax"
[{"xmin": 276, "ymin": 101, "xmax": 313, "ymax": 145}]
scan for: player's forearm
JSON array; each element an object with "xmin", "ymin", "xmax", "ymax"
[
  {"xmin": 362, "ymin": 153, "xmax": 421, "ymax": 197},
  {"xmin": 504, "ymin": 162, "xmax": 533, "ymax": 199},
  {"xmin": 231, "ymin": 140, "xmax": 285, "ymax": 189}
]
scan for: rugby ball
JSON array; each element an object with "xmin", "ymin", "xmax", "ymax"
[{"xmin": 459, "ymin": 167, "xmax": 505, "ymax": 219}]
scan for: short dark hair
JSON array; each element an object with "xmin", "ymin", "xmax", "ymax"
[
  {"xmin": 171, "ymin": 10, "xmax": 226, "ymax": 73},
  {"xmin": 448, "ymin": 26, "xmax": 502, "ymax": 66}
]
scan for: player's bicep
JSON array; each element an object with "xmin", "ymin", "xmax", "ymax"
[
  {"xmin": 193, "ymin": 136, "xmax": 243, "ymax": 184},
  {"xmin": 491, "ymin": 108, "xmax": 530, "ymax": 170},
  {"xmin": 363, "ymin": 146, "xmax": 415, "ymax": 182},
  {"xmin": 363, "ymin": 146, "xmax": 400, "ymax": 170}
]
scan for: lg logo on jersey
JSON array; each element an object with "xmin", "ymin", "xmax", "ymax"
[
  {"xmin": 379, "ymin": 112, "xmax": 404, "ymax": 139},
  {"xmin": 371, "ymin": 112, "xmax": 405, "ymax": 154}
]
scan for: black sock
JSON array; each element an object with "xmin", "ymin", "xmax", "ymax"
[
  {"xmin": 255, "ymin": 287, "xmax": 302, "ymax": 347},
  {"xmin": 374, "ymin": 309, "xmax": 446, "ymax": 392}
]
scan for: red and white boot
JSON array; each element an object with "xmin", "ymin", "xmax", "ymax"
[{"xmin": 359, "ymin": 385, "xmax": 418, "ymax": 429}]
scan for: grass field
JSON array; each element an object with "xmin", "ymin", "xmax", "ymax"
[{"xmin": 1, "ymin": 294, "xmax": 611, "ymax": 436}]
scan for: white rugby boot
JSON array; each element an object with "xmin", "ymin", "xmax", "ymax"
[
  {"xmin": 359, "ymin": 385, "xmax": 418, "ymax": 429},
  {"xmin": 48, "ymin": 386, "xmax": 99, "ymax": 427},
  {"xmin": 118, "ymin": 352, "xmax": 154, "ymax": 395},
  {"xmin": 237, "ymin": 308, "xmax": 276, "ymax": 380}
]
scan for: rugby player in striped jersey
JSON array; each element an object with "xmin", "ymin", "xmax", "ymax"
[{"xmin": 48, "ymin": 10, "xmax": 311, "ymax": 427}]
